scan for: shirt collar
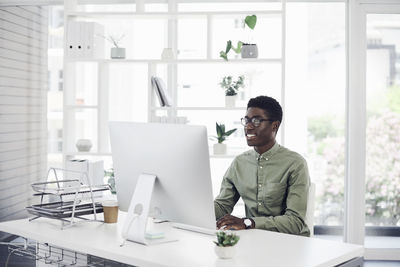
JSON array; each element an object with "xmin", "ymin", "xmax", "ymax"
[{"xmin": 252, "ymin": 142, "xmax": 280, "ymax": 160}]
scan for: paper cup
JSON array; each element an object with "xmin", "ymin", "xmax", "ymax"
[{"xmin": 102, "ymin": 200, "xmax": 119, "ymax": 223}]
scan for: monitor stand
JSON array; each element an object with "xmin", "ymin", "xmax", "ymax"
[{"xmin": 121, "ymin": 173, "xmax": 178, "ymax": 246}]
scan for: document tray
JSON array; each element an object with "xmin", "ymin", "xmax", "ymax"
[
  {"xmin": 27, "ymin": 201, "xmax": 103, "ymax": 219},
  {"xmin": 31, "ymin": 179, "xmax": 110, "ymax": 196}
]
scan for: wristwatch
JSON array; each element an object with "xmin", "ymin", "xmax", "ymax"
[{"xmin": 243, "ymin": 218, "xmax": 253, "ymax": 229}]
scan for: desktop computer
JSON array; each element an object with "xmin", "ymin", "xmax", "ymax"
[{"xmin": 109, "ymin": 122, "xmax": 216, "ymax": 244}]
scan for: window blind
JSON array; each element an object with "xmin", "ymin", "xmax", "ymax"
[{"xmin": 0, "ymin": 5, "xmax": 48, "ymax": 227}]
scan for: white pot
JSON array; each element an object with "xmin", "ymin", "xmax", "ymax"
[
  {"xmin": 225, "ymin": 95, "xmax": 237, "ymax": 108},
  {"xmin": 214, "ymin": 245, "xmax": 236, "ymax": 259},
  {"xmin": 76, "ymin": 139, "xmax": 92, "ymax": 152},
  {"xmin": 241, "ymin": 44, "xmax": 258, "ymax": 58},
  {"xmin": 111, "ymin": 47, "xmax": 126, "ymax": 59},
  {"xmin": 213, "ymin": 143, "xmax": 227, "ymax": 155}
]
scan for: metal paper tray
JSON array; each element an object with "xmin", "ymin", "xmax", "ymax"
[
  {"xmin": 26, "ymin": 201, "xmax": 103, "ymax": 219},
  {"xmin": 31, "ymin": 180, "xmax": 110, "ymax": 196},
  {"xmin": 31, "ymin": 179, "xmax": 81, "ymax": 194}
]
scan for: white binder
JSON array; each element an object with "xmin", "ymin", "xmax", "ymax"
[
  {"xmin": 66, "ymin": 21, "xmax": 105, "ymax": 59},
  {"xmin": 66, "ymin": 21, "xmax": 80, "ymax": 58},
  {"xmin": 83, "ymin": 22, "xmax": 105, "ymax": 59}
]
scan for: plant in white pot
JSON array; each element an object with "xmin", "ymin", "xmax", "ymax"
[
  {"xmin": 101, "ymin": 34, "xmax": 126, "ymax": 59},
  {"xmin": 219, "ymin": 15, "xmax": 257, "ymax": 61},
  {"xmin": 219, "ymin": 75, "xmax": 245, "ymax": 108},
  {"xmin": 241, "ymin": 15, "xmax": 258, "ymax": 59},
  {"xmin": 212, "ymin": 123, "xmax": 237, "ymax": 155},
  {"xmin": 214, "ymin": 231, "xmax": 240, "ymax": 259}
]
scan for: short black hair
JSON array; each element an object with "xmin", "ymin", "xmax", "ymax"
[{"xmin": 247, "ymin": 95, "xmax": 283, "ymax": 123}]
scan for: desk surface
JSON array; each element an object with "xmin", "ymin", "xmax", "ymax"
[{"xmin": 0, "ymin": 213, "xmax": 363, "ymax": 267}]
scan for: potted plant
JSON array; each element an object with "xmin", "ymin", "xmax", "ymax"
[
  {"xmin": 213, "ymin": 231, "xmax": 240, "ymax": 259},
  {"xmin": 212, "ymin": 123, "xmax": 237, "ymax": 155},
  {"xmin": 104, "ymin": 168, "xmax": 116, "ymax": 194},
  {"xmin": 219, "ymin": 75, "xmax": 245, "ymax": 108},
  {"xmin": 220, "ymin": 15, "xmax": 257, "ymax": 61},
  {"xmin": 101, "ymin": 34, "xmax": 126, "ymax": 59},
  {"xmin": 241, "ymin": 15, "xmax": 258, "ymax": 59}
]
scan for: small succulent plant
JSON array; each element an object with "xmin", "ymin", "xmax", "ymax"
[{"xmin": 213, "ymin": 231, "xmax": 240, "ymax": 247}]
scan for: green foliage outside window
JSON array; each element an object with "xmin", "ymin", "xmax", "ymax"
[{"xmin": 309, "ymin": 85, "xmax": 400, "ymax": 226}]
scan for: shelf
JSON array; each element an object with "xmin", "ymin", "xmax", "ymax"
[
  {"xmin": 65, "ymin": 105, "xmax": 98, "ymax": 109},
  {"xmin": 66, "ymin": 58, "xmax": 282, "ymax": 64},
  {"xmin": 64, "ymin": 152, "xmax": 112, "ymax": 156},
  {"xmin": 64, "ymin": 151, "xmax": 242, "ymax": 159},
  {"xmin": 66, "ymin": 10, "xmax": 282, "ymax": 19},
  {"xmin": 152, "ymin": 107, "xmax": 247, "ymax": 111}
]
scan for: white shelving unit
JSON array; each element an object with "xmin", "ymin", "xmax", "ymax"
[
  {"xmin": 62, "ymin": 0, "xmax": 285, "ymax": 164},
  {"xmin": 66, "ymin": 58, "xmax": 282, "ymax": 63},
  {"xmin": 67, "ymin": 10, "xmax": 282, "ymax": 18}
]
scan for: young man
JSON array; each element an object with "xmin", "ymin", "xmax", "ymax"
[{"xmin": 214, "ymin": 95, "xmax": 311, "ymax": 236}]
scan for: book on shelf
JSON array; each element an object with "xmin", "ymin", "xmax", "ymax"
[{"xmin": 151, "ymin": 76, "xmax": 172, "ymax": 107}]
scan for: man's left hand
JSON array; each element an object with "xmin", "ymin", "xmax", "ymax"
[{"xmin": 216, "ymin": 215, "xmax": 246, "ymax": 230}]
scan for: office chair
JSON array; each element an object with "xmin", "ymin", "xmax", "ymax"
[{"xmin": 305, "ymin": 182, "xmax": 316, "ymax": 237}]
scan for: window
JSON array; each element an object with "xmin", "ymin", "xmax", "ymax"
[
  {"xmin": 365, "ymin": 13, "xmax": 400, "ymax": 248},
  {"xmin": 286, "ymin": 2, "xmax": 346, "ymax": 236}
]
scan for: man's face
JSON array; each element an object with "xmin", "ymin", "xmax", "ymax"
[{"xmin": 244, "ymin": 107, "xmax": 279, "ymax": 150}]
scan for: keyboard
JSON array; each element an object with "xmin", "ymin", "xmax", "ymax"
[{"xmin": 172, "ymin": 222, "xmax": 217, "ymax": 236}]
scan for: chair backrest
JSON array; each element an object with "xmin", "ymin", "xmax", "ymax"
[{"xmin": 305, "ymin": 182, "xmax": 316, "ymax": 236}]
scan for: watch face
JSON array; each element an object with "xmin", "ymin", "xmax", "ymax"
[{"xmin": 244, "ymin": 218, "xmax": 252, "ymax": 228}]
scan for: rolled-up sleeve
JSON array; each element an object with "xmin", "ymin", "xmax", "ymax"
[{"xmin": 214, "ymin": 162, "xmax": 240, "ymax": 220}]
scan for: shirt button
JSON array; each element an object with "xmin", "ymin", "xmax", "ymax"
[
  {"xmin": 258, "ymin": 184, "xmax": 262, "ymax": 188},
  {"xmin": 266, "ymin": 158, "xmax": 269, "ymax": 160},
  {"xmin": 258, "ymin": 202, "xmax": 262, "ymax": 206},
  {"xmin": 259, "ymin": 166, "xmax": 263, "ymax": 169}
]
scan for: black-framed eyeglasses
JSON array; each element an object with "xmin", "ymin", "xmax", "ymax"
[{"xmin": 241, "ymin": 117, "xmax": 273, "ymax": 127}]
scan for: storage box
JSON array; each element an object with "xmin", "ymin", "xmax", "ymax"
[{"xmin": 65, "ymin": 159, "xmax": 104, "ymax": 186}]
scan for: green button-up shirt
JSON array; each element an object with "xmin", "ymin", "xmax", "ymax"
[{"xmin": 214, "ymin": 142, "xmax": 310, "ymax": 237}]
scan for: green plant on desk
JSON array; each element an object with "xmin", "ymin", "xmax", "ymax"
[{"xmin": 214, "ymin": 231, "xmax": 240, "ymax": 247}]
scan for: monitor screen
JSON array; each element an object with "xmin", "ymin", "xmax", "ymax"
[{"xmin": 109, "ymin": 122, "xmax": 216, "ymax": 230}]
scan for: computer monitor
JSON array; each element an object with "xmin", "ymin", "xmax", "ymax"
[{"xmin": 109, "ymin": 121, "xmax": 216, "ymax": 232}]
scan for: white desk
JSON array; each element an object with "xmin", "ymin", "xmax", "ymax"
[{"xmin": 0, "ymin": 213, "xmax": 363, "ymax": 267}]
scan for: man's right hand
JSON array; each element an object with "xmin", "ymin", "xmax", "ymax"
[{"xmin": 216, "ymin": 214, "xmax": 247, "ymax": 230}]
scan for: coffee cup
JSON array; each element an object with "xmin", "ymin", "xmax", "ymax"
[{"xmin": 102, "ymin": 200, "xmax": 119, "ymax": 223}]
